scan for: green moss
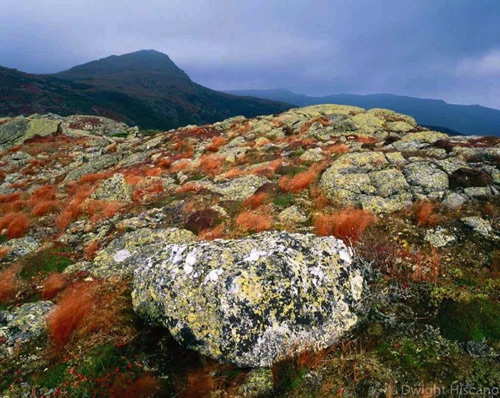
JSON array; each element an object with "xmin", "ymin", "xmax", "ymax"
[
  {"xmin": 188, "ymin": 173, "xmax": 205, "ymax": 181},
  {"xmin": 273, "ymin": 193, "xmax": 293, "ymax": 207},
  {"xmin": 80, "ymin": 344, "xmax": 121, "ymax": 378},
  {"xmin": 277, "ymin": 165, "xmax": 307, "ymax": 176},
  {"xmin": 34, "ymin": 364, "xmax": 67, "ymax": 389},
  {"xmin": 289, "ymin": 149, "xmax": 305, "ymax": 158},
  {"xmin": 0, "ymin": 235, "xmax": 7, "ymax": 244},
  {"xmin": 273, "ymin": 360, "xmax": 308, "ymax": 394},
  {"xmin": 19, "ymin": 245, "xmax": 73, "ymax": 280},
  {"xmin": 437, "ymin": 298, "xmax": 500, "ymax": 341},
  {"xmin": 111, "ymin": 132, "xmax": 128, "ymax": 138}
]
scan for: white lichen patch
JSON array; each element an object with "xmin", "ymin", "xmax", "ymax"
[
  {"xmin": 114, "ymin": 249, "xmax": 131, "ymax": 263},
  {"xmin": 203, "ymin": 268, "xmax": 224, "ymax": 285}
]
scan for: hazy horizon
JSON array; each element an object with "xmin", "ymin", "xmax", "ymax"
[{"xmin": 1, "ymin": 0, "xmax": 499, "ymax": 109}]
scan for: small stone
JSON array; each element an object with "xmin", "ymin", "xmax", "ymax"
[
  {"xmin": 278, "ymin": 206, "xmax": 308, "ymax": 224},
  {"xmin": 425, "ymin": 227, "xmax": 456, "ymax": 248},
  {"xmin": 237, "ymin": 368, "xmax": 275, "ymax": 397},
  {"xmin": 299, "ymin": 148, "xmax": 324, "ymax": 163},
  {"xmin": 461, "ymin": 217, "xmax": 493, "ymax": 237},
  {"xmin": 442, "ymin": 193, "xmax": 467, "ymax": 209},
  {"xmin": 90, "ymin": 173, "xmax": 132, "ymax": 202}
]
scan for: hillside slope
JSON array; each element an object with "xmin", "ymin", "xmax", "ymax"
[
  {"xmin": 0, "ymin": 50, "xmax": 291, "ymax": 130},
  {"xmin": 0, "ymin": 105, "xmax": 498, "ymax": 396}
]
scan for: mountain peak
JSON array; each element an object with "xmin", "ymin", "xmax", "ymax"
[{"xmin": 57, "ymin": 49, "xmax": 189, "ymax": 79}]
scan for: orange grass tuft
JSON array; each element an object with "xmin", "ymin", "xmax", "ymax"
[
  {"xmin": 207, "ymin": 136, "xmax": 228, "ymax": 152},
  {"xmin": 0, "ymin": 192, "xmax": 22, "ymax": 204},
  {"xmin": 199, "ymin": 154, "xmax": 224, "ymax": 177},
  {"xmin": 124, "ymin": 173, "xmax": 143, "ymax": 185},
  {"xmin": 0, "ymin": 212, "xmax": 30, "ymax": 239},
  {"xmin": 32, "ymin": 200, "xmax": 59, "ymax": 216},
  {"xmin": 198, "ymin": 224, "xmax": 226, "ymax": 241},
  {"xmin": 170, "ymin": 159, "xmax": 192, "ymax": 173},
  {"xmin": 0, "ymin": 264, "xmax": 21, "ymax": 303},
  {"xmin": 78, "ymin": 171, "xmax": 113, "ymax": 184},
  {"xmin": 41, "ymin": 273, "xmax": 68, "ymax": 300},
  {"xmin": 236, "ymin": 210, "xmax": 272, "ymax": 232},
  {"xmin": 184, "ymin": 369, "xmax": 218, "ymax": 397},
  {"xmin": 314, "ymin": 208, "xmax": 375, "ymax": 243},
  {"xmin": 30, "ymin": 185, "xmax": 56, "ymax": 202},
  {"xmin": 48, "ymin": 280, "xmax": 127, "ymax": 348},
  {"xmin": 244, "ymin": 191, "xmax": 269, "ymax": 210},
  {"xmin": 145, "ymin": 167, "xmax": 163, "ymax": 177},
  {"xmin": 355, "ymin": 136, "xmax": 378, "ymax": 144},
  {"xmin": 250, "ymin": 159, "xmax": 282, "ymax": 177},
  {"xmin": 176, "ymin": 182, "xmax": 204, "ymax": 194},
  {"xmin": 48, "ymin": 282, "xmax": 93, "ymax": 347},
  {"xmin": 279, "ymin": 169, "xmax": 318, "ymax": 193},
  {"xmin": 416, "ymin": 201, "xmax": 440, "ymax": 227},
  {"xmin": 83, "ymin": 241, "xmax": 100, "ymax": 260},
  {"xmin": 325, "ymin": 143, "xmax": 349, "ymax": 154},
  {"xmin": 157, "ymin": 157, "xmax": 173, "ymax": 169},
  {"xmin": 55, "ymin": 185, "xmax": 94, "ymax": 231},
  {"xmin": 310, "ymin": 187, "xmax": 331, "ymax": 210},
  {"xmin": 0, "ymin": 247, "xmax": 11, "ymax": 260},
  {"xmin": 225, "ymin": 167, "xmax": 247, "ymax": 179}
]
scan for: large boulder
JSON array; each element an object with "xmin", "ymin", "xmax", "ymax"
[{"xmin": 132, "ymin": 231, "xmax": 364, "ymax": 367}]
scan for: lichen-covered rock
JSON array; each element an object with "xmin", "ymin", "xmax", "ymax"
[
  {"xmin": 0, "ymin": 117, "xmax": 30, "ymax": 148},
  {"xmin": 299, "ymin": 148, "xmax": 324, "ymax": 163},
  {"xmin": 198, "ymin": 175, "xmax": 268, "ymax": 201},
  {"xmin": 132, "ymin": 231, "xmax": 364, "ymax": 367},
  {"xmin": 403, "ymin": 162, "xmax": 449, "ymax": 193},
  {"xmin": 24, "ymin": 118, "xmax": 60, "ymax": 141},
  {"xmin": 399, "ymin": 130, "xmax": 447, "ymax": 143},
  {"xmin": 442, "ymin": 192, "xmax": 467, "ymax": 209},
  {"xmin": 63, "ymin": 154, "xmax": 123, "ymax": 182},
  {"xmin": 0, "ymin": 301, "xmax": 54, "ymax": 357},
  {"xmin": 461, "ymin": 217, "xmax": 493, "ymax": 237},
  {"xmin": 88, "ymin": 227, "xmax": 196, "ymax": 277},
  {"xmin": 0, "ymin": 237, "xmax": 40, "ymax": 262},
  {"xmin": 425, "ymin": 227, "xmax": 456, "ymax": 248},
  {"xmin": 90, "ymin": 173, "xmax": 132, "ymax": 202},
  {"xmin": 320, "ymin": 155, "xmax": 413, "ymax": 213},
  {"xmin": 278, "ymin": 205, "xmax": 308, "ymax": 225},
  {"xmin": 237, "ymin": 368, "xmax": 275, "ymax": 397}
]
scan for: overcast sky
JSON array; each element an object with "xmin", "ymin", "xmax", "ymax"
[{"xmin": 1, "ymin": 0, "xmax": 499, "ymax": 109}]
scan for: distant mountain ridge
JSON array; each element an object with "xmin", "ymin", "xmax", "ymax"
[
  {"xmin": 225, "ymin": 89, "xmax": 500, "ymax": 137},
  {"xmin": 0, "ymin": 50, "xmax": 291, "ymax": 130}
]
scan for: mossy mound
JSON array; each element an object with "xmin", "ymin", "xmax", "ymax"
[{"xmin": 437, "ymin": 298, "xmax": 500, "ymax": 342}]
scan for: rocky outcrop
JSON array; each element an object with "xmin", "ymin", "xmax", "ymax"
[
  {"xmin": 132, "ymin": 231, "xmax": 364, "ymax": 367},
  {"xmin": 0, "ymin": 114, "xmax": 136, "ymax": 151}
]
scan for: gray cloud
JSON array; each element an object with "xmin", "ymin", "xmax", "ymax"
[{"xmin": 1, "ymin": 0, "xmax": 499, "ymax": 108}]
